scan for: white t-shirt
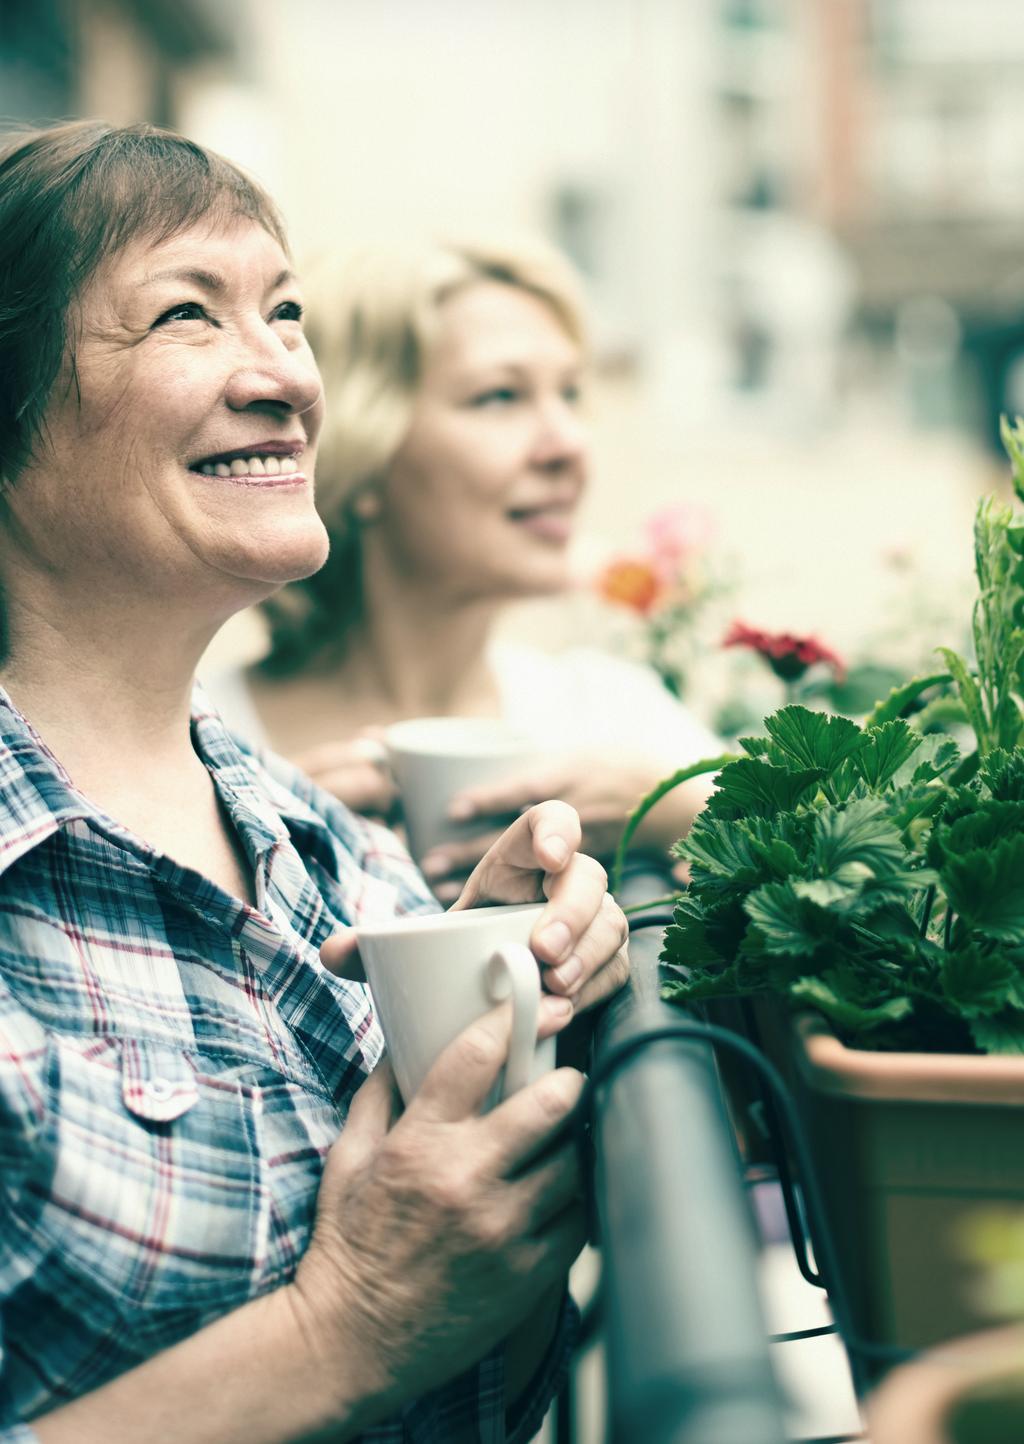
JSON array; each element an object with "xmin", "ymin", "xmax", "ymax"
[{"xmin": 203, "ymin": 644, "xmax": 723, "ymax": 773}]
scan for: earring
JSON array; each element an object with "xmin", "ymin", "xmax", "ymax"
[{"xmin": 350, "ymin": 485, "xmax": 383, "ymax": 523}]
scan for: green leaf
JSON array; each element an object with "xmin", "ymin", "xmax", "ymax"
[
  {"xmin": 981, "ymin": 748, "xmax": 1024, "ymax": 801},
  {"xmin": 811, "ymin": 797, "xmax": 907, "ymax": 882},
  {"xmin": 660, "ymin": 894, "xmax": 750, "ymax": 969},
  {"xmin": 743, "ymin": 880, "xmax": 842, "ymax": 957},
  {"xmin": 970, "ymin": 1012, "xmax": 1024, "ymax": 1054},
  {"xmin": 703, "ymin": 758, "xmax": 824, "ymax": 822},
  {"xmin": 940, "ymin": 946, "xmax": 1018, "ymax": 1019},
  {"xmin": 659, "ymin": 918, "xmax": 723, "ymax": 969},
  {"xmin": 764, "ymin": 706, "xmax": 865, "ymax": 776},
  {"xmin": 610, "ymin": 751, "xmax": 739, "ymax": 893},
  {"xmin": 907, "ymin": 736, "xmax": 961, "ymax": 785},
  {"xmin": 675, "ymin": 813, "xmax": 809, "ymax": 896},
  {"xmin": 737, "ymin": 735, "xmax": 790, "ymax": 765},
  {"xmin": 789, "ymin": 974, "xmax": 912, "ymax": 1037},
  {"xmin": 864, "ymin": 672, "xmax": 951, "ymax": 728},
  {"xmin": 938, "ymin": 647, "xmax": 990, "ymax": 752},
  {"xmin": 933, "ymin": 800, "xmax": 1024, "ymax": 865},
  {"xmin": 942, "ymin": 835, "xmax": 1024, "ymax": 944},
  {"xmin": 662, "ymin": 960, "xmax": 748, "ymax": 1002},
  {"xmin": 852, "ymin": 719, "xmax": 922, "ymax": 790}
]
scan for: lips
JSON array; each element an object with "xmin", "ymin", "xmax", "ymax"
[
  {"xmin": 188, "ymin": 441, "xmax": 306, "ymax": 482},
  {"xmin": 506, "ymin": 502, "xmax": 577, "ymax": 542}
]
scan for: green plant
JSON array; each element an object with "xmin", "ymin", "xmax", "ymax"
[{"xmin": 615, "ymin": 419, "xmax": 1024, "ymax": 1054}]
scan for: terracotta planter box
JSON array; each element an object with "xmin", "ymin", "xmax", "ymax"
[
  {"xmin": 781, "ymin": 1014, "xmax": 1024, "ymax": 1357},
  {"xmin": 869, "ymin": 1326, "xmax": 1024, "ymax": 1443}
]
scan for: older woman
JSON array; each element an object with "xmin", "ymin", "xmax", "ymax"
[
  {"xmin": 0, "ymin": 121, "xmax": 628, "ymax": 1444},
  {"xmin": 208, "ymin": 241, "xmax": 720, "ymax": 898}
]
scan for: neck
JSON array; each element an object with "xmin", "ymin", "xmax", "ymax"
[
  {"xmin": 0, "ymin": 577, "xmax": 222, "ymax": 785},
  {"xmin": 338, "ymin": 548, "xmax": 501, "ymax": 717}
]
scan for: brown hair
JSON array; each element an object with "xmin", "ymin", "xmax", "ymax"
[
  {"xmin": 260, "ymin": 238, "xmax": 587, "ymax": 675},
  {"xmin": 0, "ymin": 119, "xmax": 287, "ymax": 488}
]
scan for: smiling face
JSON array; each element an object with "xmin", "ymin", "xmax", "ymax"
[
  {"xmin": 376, "ymin": 281, "xmax": 589, "ymax": 604},
  {"xmin": 3, "ymin": 217, "xmax": 328, "ymax": 625}
]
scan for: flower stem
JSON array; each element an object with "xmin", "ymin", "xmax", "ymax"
[
  {"xmin": 622, "ymin": 894, "xmax": 682, "ymax": 916},
  {"xmin": 610, "ymin": 752, "xmax": 739, "ymax": 895}
]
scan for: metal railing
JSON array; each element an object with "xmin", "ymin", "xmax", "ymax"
[{"xmin": 586, "ymin": 867, "xmax": 788, "ymax": 1444}]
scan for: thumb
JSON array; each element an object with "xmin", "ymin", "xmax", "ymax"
[{"xmin": 319, "ymin": 929, "xmax": 366, "ymax": 981}]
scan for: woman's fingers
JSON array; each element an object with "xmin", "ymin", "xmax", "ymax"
[
  {"xmin": 569, "ymin": 938, "xmax": 630, "ymax": 1014},
  {"xmin": 531, "ymin": 851, "xmax": 609, "ymax": 972},
  {"xmin": 481, "ymin": 1069, "xmax": 586, "ymax": 1178},
  {"xmin": 420, "ymin": 828, "xmax": 507, "ymax": 883},
  {"xmin": 449, "ymin": 768, "xmax": 563, "ymax": 823},
  {"xmin": 542, "ymin": 889, "xmax": 629, "ymax": 1001}
]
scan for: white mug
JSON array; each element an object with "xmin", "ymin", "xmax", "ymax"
[
  {"xmin": 356, "ymin": 902, "xmax": 556, "ymax": 1108},
  {"xmin": 383, "ymin": 716, "xmax": 538, "ymax": 864}
]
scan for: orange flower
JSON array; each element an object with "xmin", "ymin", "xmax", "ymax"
[{"xmin": 597, "ymin": 557, "xmax": 665, "ymax": 615}]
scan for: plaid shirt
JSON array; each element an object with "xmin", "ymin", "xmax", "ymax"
[{"xmin": 0, "ymin": 687, "xmax": 573, "ymax": 1444}]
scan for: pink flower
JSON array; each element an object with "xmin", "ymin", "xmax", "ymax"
[
  {"xmin": 645, "ymin": 504, "xmax": 715, "ymax": 577},
  {"xmin": 723, "ymin": 621, "xmax": 846, "ymax": 684}
]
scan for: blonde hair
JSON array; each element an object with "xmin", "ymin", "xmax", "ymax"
[{"xmin": 259, "ymin": 237, "xmax": 588, "ymax": 674}]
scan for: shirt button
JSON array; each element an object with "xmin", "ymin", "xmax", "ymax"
[{"xmin": 144, "ymin": 1077, "xmax": 176, "ymax": 1102}]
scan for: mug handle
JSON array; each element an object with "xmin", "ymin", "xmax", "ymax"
[{"xmin": 485, "ymin": 943, "xmax": 541, "ymax": 1100}]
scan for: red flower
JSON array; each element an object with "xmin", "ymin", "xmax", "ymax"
[
  {"xmin": 597, "ymin": 557, "xmax": 665, "ymax": 615},
  {"xmin": 723, "ymin": 621, "xmax": 846, "ymax": 684}
]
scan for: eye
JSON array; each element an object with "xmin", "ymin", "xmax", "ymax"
[
  {"xmin": 272, "ymin": 299, "xmax": 304, "ymax": 323},
  {"xmin": 562, "ymin": 381, "xmax": 583, "ymax": 405},
  {"xmin": 471, "ymin": 386, "xmax": 521, "ymax": 408},
  {"xmin": 153, "ymin": 301, "xmax": 207, "ymax": 327}
]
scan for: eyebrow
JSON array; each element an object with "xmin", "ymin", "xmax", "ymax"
[{"xmin": 139, "ymin": 267, "xmax": 295, "ymax": 292}]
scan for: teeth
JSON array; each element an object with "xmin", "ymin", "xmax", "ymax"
[{"xmin": 197, "ymin": 453, "xmax": 300, "ymax": 477}]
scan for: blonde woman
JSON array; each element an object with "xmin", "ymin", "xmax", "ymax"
[{"xmin": 209, "ymin": 241, "xmax": 720, "ymax": 897}]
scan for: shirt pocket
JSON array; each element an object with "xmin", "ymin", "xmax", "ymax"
[{"xmin": 32, "ymin": 1035, "xmax": 270, "ymax": 1316}]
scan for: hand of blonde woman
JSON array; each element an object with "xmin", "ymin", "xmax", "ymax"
[
  {"xmin": 422, "ymin": 752, "xmax": 711, "ymax": 886},
  {"xmin": 294, "ymin": 734, "xmax": 398, "ymax": 820}
]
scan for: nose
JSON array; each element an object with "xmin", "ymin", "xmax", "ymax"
[
  {"xmin": 224, "ymin": 326, "xmax": 323, "ymax": 426},
  {"xmin": 531, "ymin": 396, "xmax": 589, "ymax": 472}
]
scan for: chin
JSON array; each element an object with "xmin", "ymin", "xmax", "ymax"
[{"xmin": 217, "ymin": 517, "xmax": 331, "ymax": 589}]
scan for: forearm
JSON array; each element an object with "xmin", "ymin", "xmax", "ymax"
[
  {"xmin": 634, "ymin": 773, "xmax": 715, "ymax": 854},
  {"xmin": 31, "ymin": 1286, "xmax": 376, "ymax": 1444}
]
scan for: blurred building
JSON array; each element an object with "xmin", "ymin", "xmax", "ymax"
[
  {"xmin": 0, "ymin": 0, "xmax": 234, "ymax": 130},
  {"xmin": 712, "ymin": 0, "xmax": 1024, "ymax": 447}
]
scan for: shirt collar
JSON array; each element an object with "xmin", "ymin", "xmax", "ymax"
[
  {"xmin": 0, "ymin": 687, "xmax": 97, "ymax": 879},
  {"xmin": 0, "ymin": 683, "xmax": 307, "ymax": 882}
]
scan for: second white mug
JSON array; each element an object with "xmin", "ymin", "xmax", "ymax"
[{"xmin": 383, "ymin": 716, "xmax": 538, "ymax": 865}]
